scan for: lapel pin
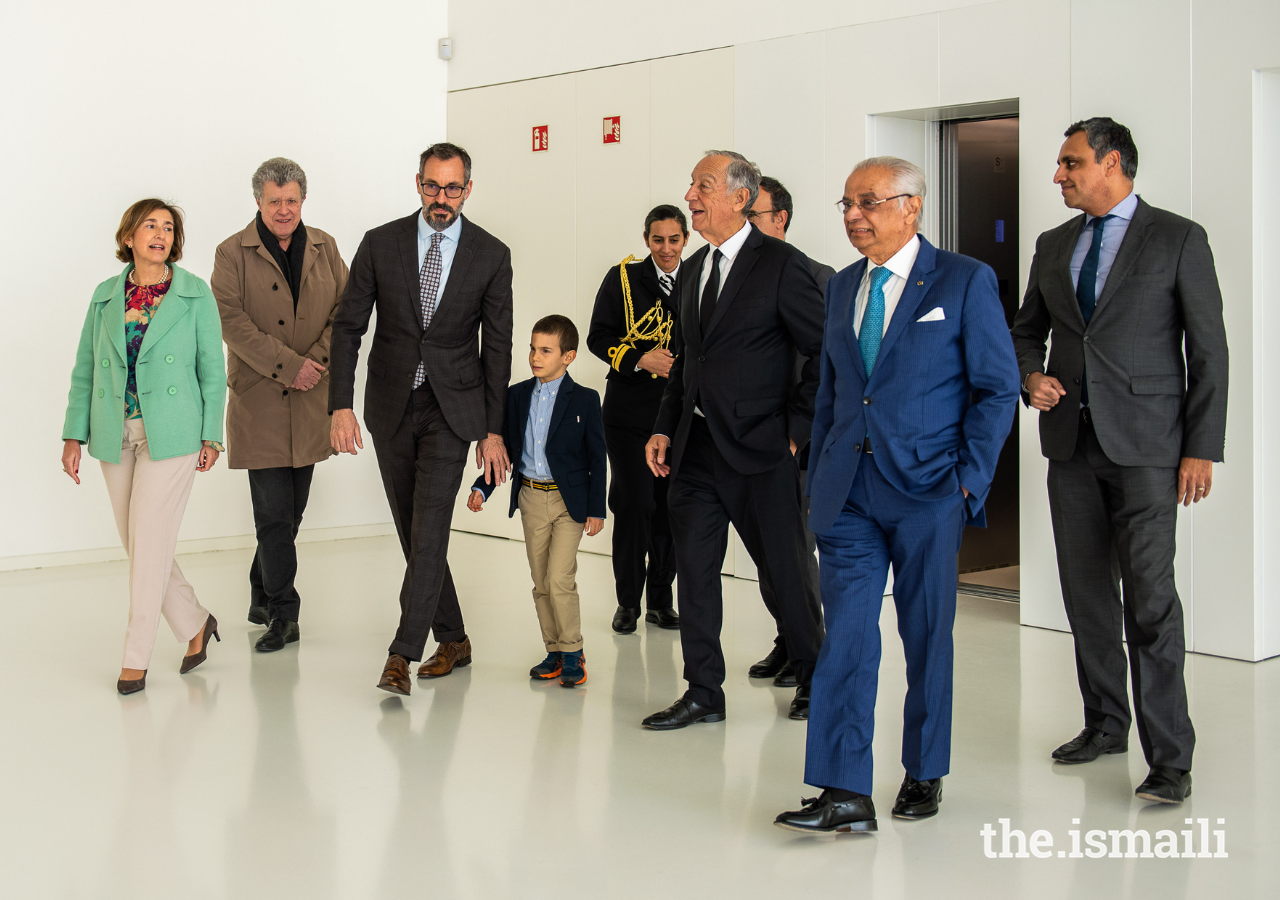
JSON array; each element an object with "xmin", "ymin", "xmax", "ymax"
[{"xmin": 917, "ymin": 280, "xmax": 924, "ymax": 285}]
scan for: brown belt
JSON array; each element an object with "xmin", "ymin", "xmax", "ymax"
[{"xmin": 521, "ymin": 477, "xmax": 558, "ymax": 491}]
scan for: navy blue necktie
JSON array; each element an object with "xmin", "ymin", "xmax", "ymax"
[{"xmin": 1076, "ymin": 214, "xmax": 1114, "ymax": 324}]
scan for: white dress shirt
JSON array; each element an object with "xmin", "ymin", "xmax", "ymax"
[
  {"xmin": 697, "ymin": 220, "xmax": 753, "ymax": 299},
  {"xmin": 417, "ymin": 211, "xmax": 464, "ymax": 311},
  {"xmin": 652, "ymin": 257, "xmax": 680, "ymax": 293},
  {"xmin": 852, "ymin": 234, "xmax": 921, "ymax": 339}
]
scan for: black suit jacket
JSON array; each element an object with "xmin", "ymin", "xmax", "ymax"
[
  {"xmin": 654, "ymin": 224, "xmax": 824, "ymax": 478},
  {"xmin": 472, "ymin": 373, "xmax": 607, "ymax": 523},
  {"xmin": 586, "ymin": 258, "xmax": 678, "ymax": 429},
  {"xmin": 807, "ymin": 257, "xmax": 837, "ymax": 294},
  {"xmin": 1011, "ymin": 197, "xmax": 1228, "ymax": 465},
  {"xmin": 328, "ymin": 213, "xmax": 514, "ymax": 442}
]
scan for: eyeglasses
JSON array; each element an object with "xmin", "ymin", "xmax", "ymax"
[
  {"xmin": 835, "ymin": 194, "xmax": 911, "ymax": 214},
  {"xmin": 419, "ymin": 178, "xmax": 466, "ymax": 199},
  {"xmin": 746, "ymin": 208, "xmax": 781, "ymax": 220}
]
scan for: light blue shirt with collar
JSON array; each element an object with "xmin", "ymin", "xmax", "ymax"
[
  {"xmin": 521, "ymin": 374, "xmax": 565, "ymax": 481},
  {"xmin": 1070, "ymin": 190, "xmax": 1138, "ymax": 300},
  {"xmin": 417, "ymin": 211, "xmax": 464, "ymax": 310}
]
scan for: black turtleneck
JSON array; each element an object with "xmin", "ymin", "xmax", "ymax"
[{"xmin": 255, "ymin": 212, "xmax": 307, "ymax": 311}]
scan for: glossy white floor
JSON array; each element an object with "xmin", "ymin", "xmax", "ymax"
[{"xmin": 1, "ymin": 532, "xmax": 1274, "ymax": 899}]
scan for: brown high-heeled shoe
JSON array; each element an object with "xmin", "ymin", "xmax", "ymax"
[
  {"xmin": 180, "ymin": 614, "xmax": 220, "ymax": 674},
  {"xmin": 117, "ymin": 671, "xmax": 147, "ymax": 695}
]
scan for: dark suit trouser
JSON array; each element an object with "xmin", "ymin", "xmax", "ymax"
[
  {"xmin": 1047, "ymin": 417, "xmax": 1194, "ymax": 770},
  {"xmin": 247, "ymin": 465, "xmax": 315, "ymax": 622},
  {"xmin": 667, "ymin": 417, "xmax": 823, "ymax": 711},
  {"xmin": 805, "ymin": 451, "xmax": 966, "ymax": 795},
  {"xmin": 373, "ymin": 386, "xmax": 469, "ymax": 661},
  {"xmin": 605, "ymin": 425, "xmax": 675, "ymax": 612},
  {"xmin": 758, "ymin": 464, "xmax": 820, "ymax": 653}
]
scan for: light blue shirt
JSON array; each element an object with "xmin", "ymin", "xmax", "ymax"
[
  {"xmin": 417, "ymin": 211, "xmax": 463, "ymax": 310},
  {"xmin": 1070, "ymin": 191, "xmax": 1138, "ymax": 300},
  {"xmin": 521, "ymin": 375, "xmax": 564, "ymax": 481}
]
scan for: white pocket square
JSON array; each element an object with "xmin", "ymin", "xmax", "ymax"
[{"xmin": 917, "ymin": 307, "xmax": 945, "ymax": 322}]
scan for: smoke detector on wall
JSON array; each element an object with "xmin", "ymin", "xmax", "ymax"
[{"xmin": 438, "ymin": 38, "xmax": 453, "ymax": 61}]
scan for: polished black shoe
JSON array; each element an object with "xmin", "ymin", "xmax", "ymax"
[
  {"xmin": 892, "ymin": 774, "xmax": 943, "ymax": 819},
  {"xmin": 788, "ymin": 685, "xmax": 810, "ymax": 720},
  {"xmin": 772, "ymin": 660, "xmax": 798, "ymax": 688},
  {"xmin": 774, "ymin": 790, "xmax": 877, "ymax": 835},
  {"xmin": 642, "ymin": 695, "xmax": 726, "ymax": 730},
  {"xmin": 1052, "ymin": 726, "xmax": 1128, "ymax": 764},
  {"xmin": 248, "ymin": 604, "xmax": 270, "ymax": 626},
  {"xmin": 645, "ymin": 608, "xmax": 681, "ymax": 629},
  {"xmin": 612, "ymin": 606, "xmax": 638, "ymax": 634},
  {"xmin": 1135, "ymin": 766, "xmax": 1192, "ymax": 804},
  {"xmin": 255, "ymin": 618, "xmax": 300, "ymax": 652},
  {"xmin": 749, "ymin": 644, "xmax": 788, "ymax": 679}
]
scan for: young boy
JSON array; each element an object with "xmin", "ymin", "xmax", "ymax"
[{"xmin": 468, "ymin": 315, "xmax": 606, "ymax": 687}]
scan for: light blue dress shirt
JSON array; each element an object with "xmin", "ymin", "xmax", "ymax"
[
  {"xmin": 1070, "ymin": 191, "xmax": 1138, "ymax": 299},
  {"xmin": 417, "ymin": 211, "xmax": 463, "ymax": 310},
  {"xmin": 521, "ymin": 375, "xmax": 564, "ymax": 481}
]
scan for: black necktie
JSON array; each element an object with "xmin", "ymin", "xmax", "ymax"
[
  {"xmin": 700, "ymin": 249, "xmax": 723, "ymax": 335},
  {"xmin": 1076, "ymin": 214, "xmax": 1114, "ymax": 324}
]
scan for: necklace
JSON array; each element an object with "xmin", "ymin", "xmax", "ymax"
[{"xmin": 129, "ymin": 264, "xmax": 171, "ymax": 287}]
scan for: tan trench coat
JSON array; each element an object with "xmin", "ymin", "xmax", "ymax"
[{"xmin": 211, "ymin": 220, "xmax": 348, "ymax": 469}]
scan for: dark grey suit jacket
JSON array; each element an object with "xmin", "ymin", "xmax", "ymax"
[
  {"xmin": 1011, "ymin": 196, "xmax": 1228, "ymax": 466},
  {"xmin": 329, "ymin": 213, "xmax": 514, "ymax": 443}
]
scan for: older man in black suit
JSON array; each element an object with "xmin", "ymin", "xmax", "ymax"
[
  {"xmin": 329, "ymin": 142, "xmax": 514, "ymax": 695},
  {"xmin": 643, "ymin": 151, "xmax": 826, "ymax": 729}
]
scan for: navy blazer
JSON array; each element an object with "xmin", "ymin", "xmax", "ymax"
[
  {"xmin": 806, "ymin": 237, "xmax": 1020, "ymax": 533},
  {"xmin": 472, "ymin": 372, "xmax": 607, "ymax": 523}
]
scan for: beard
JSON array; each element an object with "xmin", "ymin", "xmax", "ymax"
[{"xmin": 425, "ymin": 199, "xmax": 463, "ymax": 231}]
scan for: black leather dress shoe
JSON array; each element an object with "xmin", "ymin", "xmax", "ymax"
[
  {"xmin": 248, "ymin": 604, "xmax": 270, "ymax": 626},
  {"xmin": 612, "ymin": 606, "xmax": 638, "ymax": 634},
  {"xmin": 892, "ymin": 774, "xmax": 943, "ymax": 819},
  {"xmin": 788, "ymin": 685, "xmax": 810, "ymax": 720},
  {"xmin": 1135, "ymin": 766, "xmax": 1191, "ymax": 803},
  {"xmin": 642, "ymin": 695, "xmax": 726, "ymax": 730},
  {"xmin": 749, "ymin": 645, "xmax": 787, "ymax": 679},
  {"xmin": 772, "ymin": 660, "xmax": 798, "ymax": 688},
  {"xmin": 255, "ymin": 618, "xmax": 300, "ymax": 652},
  {"xmin": 774, "ymin": 790, "xmax": 877, "ymax": 834},
  {"xmin": 1052, "ymin": 726, "xmax": 1128, "ymax": 763},
  {"xmin": 645, "ymin": 608, "xmax": 681, "ymax": 629}
]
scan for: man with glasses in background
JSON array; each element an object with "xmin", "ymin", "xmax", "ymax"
[{"xmin": 329, "ymin": 142, "xmax": 514, "ymax": 695}]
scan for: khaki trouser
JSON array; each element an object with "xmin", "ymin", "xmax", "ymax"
[
  {"xmin": 100, "ymin": 419, "xmax": 208, "ymax": 669},
  {"xmin": 518, "ymin": 485, "xmax": 585, "ymax": 652}
]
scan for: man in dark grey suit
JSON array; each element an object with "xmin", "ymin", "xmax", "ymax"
[
  {"xmin": 329, "ymin": 143, "xmax": 514, "ymax": 695},
  {"xmin": 1011, "ymin": 118, "xmax": 1228, "ymax": 804}
]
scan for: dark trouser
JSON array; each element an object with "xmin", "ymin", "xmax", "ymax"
[
  {"xmin": 604, "ymin": 424, "xmax": 676, "ymax": 612},
  {"xmin": 248, "ymin": 464, "xmax": 315, "ymax": 622},
  {"xmin": 373, "ymin": 386, "xmax": 469, "ymax": 662},
  {"xmin": 1047, "ymin": 414, "xmax": 1194, "ymax": 770},
  {"xmin": 667, "ymin": 417, "xmax": 824, "ymax": 711},
  {"xmin": 757, "ymin": 463, "xmax": 820, "ymax": 654}
]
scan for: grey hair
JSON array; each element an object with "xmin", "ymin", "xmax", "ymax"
[
  {"xmin": 852, "ymin": 156, "xmax": 926, "ymax": 227},
  {"xmin": 252, "ymin": 157, "xmax": 307, "ymax": 201},
  {"xmin": 703, "ymin": 150, "xmax": 761, "ymax": 210}
]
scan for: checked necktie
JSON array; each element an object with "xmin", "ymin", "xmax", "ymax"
[
  {"xmin": 1075, "ymin": 214, "xmax": 1114, "ymax": 405},
  {"xmin": 858, "ymin": 265, "xmax": 893, "ymax": 379},
  {"xmin": 412, "ymin": 231, "xmax": 445, "ymax": 389}
]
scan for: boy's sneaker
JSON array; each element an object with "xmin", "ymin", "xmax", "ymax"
[
  {"xmin": 560, "ymin": 650, "xmax": 587, "ymax": 687},
  {"xmin": 530, "ymin": 652, "xmax": 563, "ymax": 680}
]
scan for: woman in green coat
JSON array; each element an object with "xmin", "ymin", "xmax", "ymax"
[{"xmin": 61, "ymin": 199, "xmax": 227, "ymax": 694}]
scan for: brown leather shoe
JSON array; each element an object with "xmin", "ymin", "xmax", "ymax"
[
  {"xmin": 377, "ymin": 655, "xmax": 412, "ymax": 695},
  {"xmin": 418, "ymin": 638, "xmax": 472, "ymax": 678}
]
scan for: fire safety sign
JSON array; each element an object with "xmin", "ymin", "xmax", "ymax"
[
  {"xmin": 603, "ymin": 116, "xmax": 621, "ymax": 144},
  {"xmin": 532, "ymin": 125, "xmax": 549, "ymax": 152}
]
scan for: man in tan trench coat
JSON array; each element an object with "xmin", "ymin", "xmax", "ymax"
[{"xmin": 212, "ymin": 157, "xmax": 349, "ymax": 651}]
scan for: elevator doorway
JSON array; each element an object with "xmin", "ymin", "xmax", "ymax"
[{"xmin": 940, "ymin": 116, "xmax": 1020, "ymax": 594}]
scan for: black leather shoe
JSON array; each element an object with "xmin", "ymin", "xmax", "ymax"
[
  {"xmin": 645, "ymin": 608, "xmax": 681, "ymax": 629},
  {"xmin": 1135, "ymin": 766, "xmax": 1192, "ymax": 803},
  {"xmin": 248, "ymin": 604, "xmax": 270, "ymax": 626},
  {"xmin": 749, "ymin": 644, "xmax": 787, "ymax": 679},
  {"xmin": 892, "ymin": 774, "xmax": 943, "ymax": 819},
  {"xmin": 255, "ymin": 618, "xmax": 300, "ymax": 652},
  {"xmin": 788, "ymin": 685, "xmax": 810, "ymax": 720},
  {"xmin": 774, "ymin": 790, "xmax": 877, "ymax": 835},
  {"xmin": 773, "ymin": 660, "xmax": 798, "ymax": 688},
  {"xmin": 1052, "ymin": 726, "xmax": 1128, "ymax": 763},
  {"xmin": 612, "ymin": 606, "xmax": 638, "ymax": 634},
  {"xmin": 642, "ymin": 695, "xmax": 726, "ymax": 730}
]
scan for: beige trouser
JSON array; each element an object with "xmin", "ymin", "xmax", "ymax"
[
  {"xmin": 518, "ymin": 485, "xmax": 585, "ymax": 652},
  {"xmin": 100, "ymin": 419, "xmax": 208, "ymax": 670}
]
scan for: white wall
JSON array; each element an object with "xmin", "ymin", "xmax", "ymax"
[{"xmin": 1, "ymin": 0, "xmax": 449, "ymax": 566}]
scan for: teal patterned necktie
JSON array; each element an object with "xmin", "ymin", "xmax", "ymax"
[{"xmin": 859, "ymin": 266, "xmax": 892, "ymax": 378}]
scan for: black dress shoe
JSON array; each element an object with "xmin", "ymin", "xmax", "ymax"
[
  {"xmin": 645, "ymin": 608, "xmax": 681, "ymax": 629},
  {"xmin": 774, "ymin": 790, "xmax": 877, "ymax": 834},
  {"xmin": 749, "ymin": 644, "xmax": 788, "ymax": 679},
  {"xmin": 612, "ymin": 606, "xmax": 638, "ymax": 634},
  {"xmin": 255, "ymin": 618, "xmax": 300, "ymax": 652},
  {"xmin": 1052, "ymin": 726, "xmax": 1128, "ymax": 763},
  {"xmin": 892, "ymin": 774, "xmax": 943, "ymax": 819},
  {"xmin": 642, "ymin": 695, "xmax": 726, "ymax": 730},
  {"xmin": 773, "ymin": 660, "xmax": 798, "ymax": 688},
  {"xmin": 248, "ymin": 604, "xmax": 270, "ymax": 626},
  {"xmin": 788, "ymin": 685, "xmax": 810, "ymax": 720},
  {"xmin": 1135, "ymin": 766, "xmax": 1191, "ymax": 803}
]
